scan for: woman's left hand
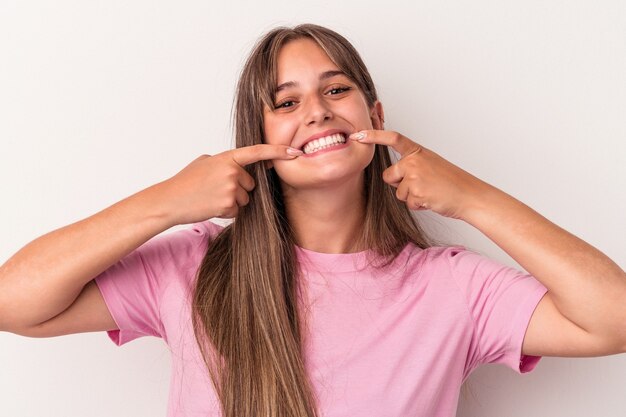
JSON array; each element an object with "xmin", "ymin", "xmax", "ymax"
[{"xmin": 349, "ymin": 130, "xmax": 496, "ymax": 220}]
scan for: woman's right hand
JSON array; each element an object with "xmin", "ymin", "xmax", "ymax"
[
  {"xmin": 0, "ymin": 143, "xmax": 304, "ymax": 332},
  {"xmin": 154, "ymin": 144, "xmax": 303, "ymax": 225}
]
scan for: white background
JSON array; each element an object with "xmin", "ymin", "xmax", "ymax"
[{"xmin": 1, "ymin": 1, "xmax": 624, "ymax": 416}]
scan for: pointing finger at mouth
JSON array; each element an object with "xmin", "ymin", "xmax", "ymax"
[{"xmin": 349, "ymin": 130, "xmax": 424, "ymax": 158}]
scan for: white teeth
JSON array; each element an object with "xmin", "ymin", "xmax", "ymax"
[{"xmin": 303, "ymin": 133, "xmax": 346, "ymax": 154}]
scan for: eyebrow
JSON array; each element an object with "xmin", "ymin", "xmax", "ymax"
[{"xmin": 275, "ymin": 70, "xmax": 347, "ymax": 93}]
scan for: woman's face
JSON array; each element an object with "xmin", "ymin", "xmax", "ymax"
[{"xmin": 263, "ymin": 37, "xmax": 383, "ymax": 191}]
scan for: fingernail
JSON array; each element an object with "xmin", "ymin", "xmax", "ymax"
[
  {"xmin": 286, "ymin": 147, "xmax": 303, "ymax": 156},
  {"xmin": 349, "ymin": 131, "xmax": 366, "ymax": 141}
]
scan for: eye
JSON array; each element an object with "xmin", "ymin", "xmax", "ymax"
[
  {"xmin": 327, "ymin": 86, "xmax": 351, "ymax": 95},
  {"xmin": 273, "ymin": 86, "xmax": 352, "ymax": 110},
  {"xmin": 274, "ymin": 100, "xmax": 296, "ymax": 109}
]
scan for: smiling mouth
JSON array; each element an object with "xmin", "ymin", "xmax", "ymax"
[{"xmin": 301, "ymin": 133, "xmax": 347, "ymax": 155}]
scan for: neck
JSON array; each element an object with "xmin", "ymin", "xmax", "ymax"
[{"xmin": 282, "ymin": 172, "xmax": 366, "ymax": 254}]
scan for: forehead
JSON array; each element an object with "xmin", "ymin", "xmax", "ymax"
[{"xmin": 275, "ymin": 38, "xmax": 340, "ymax": 82}]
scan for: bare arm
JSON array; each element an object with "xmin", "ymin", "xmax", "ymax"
[
  {"xmin": 0, "ymin": 184, "xmax": 172, "ymax": 331},
  {"xmin": 463, "ymin": 186, "xmax": 626, "ymax": 350},
  {"xmin": 351, "ymin": 129, "xmax": 626, "ymax": 355},
  {"xmin": 0, "ymin": 144, "xmax": 300, "ymax": 334}
]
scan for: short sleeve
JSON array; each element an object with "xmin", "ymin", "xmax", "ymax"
[
  {"xmin": 94, "ymin": 220, "xmax": 224, "ymax": 346},
  {"xmin": 446, "ymin": 247, "xmax": 549, "ymax": 374}
]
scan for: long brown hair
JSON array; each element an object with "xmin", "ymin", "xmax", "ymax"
[{"xmin": 192, "ymin": 24, "xmax": 440, "ymax": 417}]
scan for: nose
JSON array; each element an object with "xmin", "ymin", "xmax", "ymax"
[{"xmin": 304, "ymin": 94, "xmax": 333, "ymax": 126}]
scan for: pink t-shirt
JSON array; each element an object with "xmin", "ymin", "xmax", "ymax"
[{"xmin": 94, "ymin": 220, "xmax": 548, "ymax": 417}]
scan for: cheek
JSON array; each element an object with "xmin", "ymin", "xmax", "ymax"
[
  {"xmin": 263, "ymin": 117, "xmax": 296, "ymax": 145},
  {"xmin": 361, "ymin": 144, "xmax": 377, "ymax": 167},
  {"xmin": 269, "ymin": 161, "xmax": 301, "ymax": 189},
  {"xmin": 338, "ymin": 102, "xmax": 375, "ymax": 130}
]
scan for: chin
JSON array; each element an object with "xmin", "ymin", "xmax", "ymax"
[
  {"xmin": 274, "ymin": 148, "xmax": 374, "ymax": 188},
  {"xmin": 277, "ymin": 164, "xmax": 367, "ymax": 190}
]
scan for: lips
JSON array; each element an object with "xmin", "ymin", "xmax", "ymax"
[{"xmin": 298, "ymin": 128, "xmax": 350, "ymax": 151}]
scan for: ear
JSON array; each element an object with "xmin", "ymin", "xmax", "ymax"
[{"xmin": 370, "ymin": 100, "xmax": 385, "ymax": 130}]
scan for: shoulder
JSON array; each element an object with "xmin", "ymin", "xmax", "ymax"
[
  {"xmin": 403, "ymin": 244, "xmax": 468, "ymax": 269},
  {"xmin": 184, "ymin": 220, "xmax": 224, "ymax": 242},
  {"xmin": 137, "ymin": 220, "xmax": 226, "ymax": 267},
  {"xmin": 160, "ymin": 219, "xmax": 225, "ymax": 245},
  {"xmin": 417, "ymin": 245, "xmax": 542, "ymax": 299},
  {"xmin": 415, "ymin": 245, "xmax": 495, "ymax": 270},
  {"xmin": 403, "ymin": 244, "xmax": 510, "ymax": 283},
  {"xmin": 417, "ymin": 245, "xmax": 468, "ymax": 259}
]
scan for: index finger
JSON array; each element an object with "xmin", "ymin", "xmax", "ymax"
[
  {"xmin": 349, "ymin": 130, "xmax": 423, "ymax": 158},
  {"xmin": 230, "ymin": 144, "xmax": 302, "ymax": 167}
]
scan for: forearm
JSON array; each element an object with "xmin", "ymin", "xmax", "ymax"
[
  {"xmin": 0, "ymin": 183, "xmax": 175, "ymax": 329},
  {"xmin": 463, "ymin": 185, "xmax": 626, "ymax": 340}
]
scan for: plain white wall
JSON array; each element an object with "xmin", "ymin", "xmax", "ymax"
[{"xmin": 1, "ymin": 1, "xmax": 624, "ymax": 416}]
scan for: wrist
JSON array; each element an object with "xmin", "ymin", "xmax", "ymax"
[
  {"xmin": 459, "ymin": 182, "xmax": 514, "ymax": 226},
  {"xmin": 133, "ymin": 182, "xmax": 180, "ymax": 229}
]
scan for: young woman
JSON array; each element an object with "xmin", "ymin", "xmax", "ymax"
[{"xmin": 1, "ymin": 24, "xmax": 624, "ymax": 417}]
